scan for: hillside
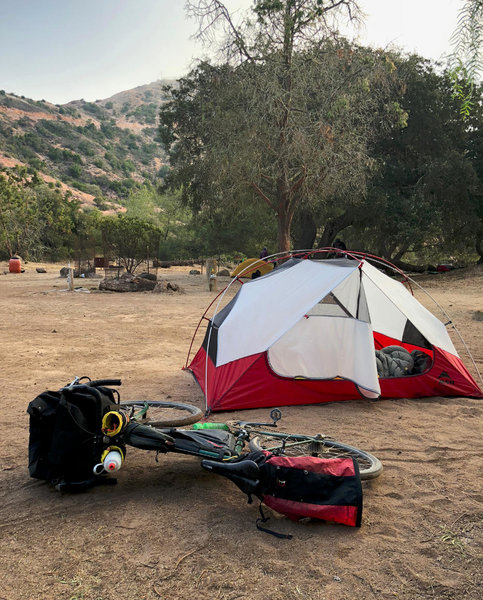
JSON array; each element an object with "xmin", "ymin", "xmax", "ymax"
[{"xmin": 0, "ymin": 81, "xmax": 170, "ymax": 210}]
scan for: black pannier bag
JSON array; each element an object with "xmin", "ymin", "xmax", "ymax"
[{"xmin": 27, "ymin": 382, "xmax": 119, "ymax": 491}]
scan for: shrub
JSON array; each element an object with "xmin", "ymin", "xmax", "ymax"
[
  {"xmin": 92, "ymin": 157, "xmax": 105, "ymax": 169},
  {"xmin": 69, "ymin": 164, "xmax": 82, "ymax": 178},
  {"xmin": 78, "ymin": 139, "xmax": 96, "ymax": 156}
]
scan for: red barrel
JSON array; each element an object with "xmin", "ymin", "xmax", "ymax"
[{"xmin": 9, "ymin": 256, "xmax": 21, "ymax": 273}]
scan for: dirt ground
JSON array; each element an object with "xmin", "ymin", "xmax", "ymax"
[{"xmin": 0, "ymin": 262, "xmax": 481, "ymax": 600}]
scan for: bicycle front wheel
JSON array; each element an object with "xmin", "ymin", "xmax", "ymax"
[
  {"xmin": 120, "ymin": 400, "xmax": 202, "ymax": 427},
  {"xmin": 249, "ymin": 432, "xmax": 382, "ymax": 480}
]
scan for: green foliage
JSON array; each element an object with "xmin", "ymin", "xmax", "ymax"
[
  {"xmin": 188, "ymin": 199, "xmax": 277, "ymax": 258},
  {"xmin": 28, "ymin": 157, "xmax": 46, "ymax": 171},
  {"xmin": 68, "ymin": 164, "xmax": 83, "ymax": 178},
  {"xmin": 100, "ymin": 120, "xmax": 121, "ymax": 139},
  {"xmin": 92, "ymin": 157, "xmax": 105, "ymax": 169},
  {"xmin": 127, "ymin": 103, "xmax": 158, "ymax": 124},
  {"xmin": 107, "ymin": 178, "xmax": 138, "ymax": 198},
  {"xmin": 82, "ymin": 102, "xmax": 108, "ymax": 120},
  {"xmin": 93, "ymin": 196, "xmax": 110, "ymax": 210},
  {"xmin": 160, "ymin": 43, "xmax": 400, "ymax": 252},
  {"xmin": 449, "ymin": 0, "xmax": 483, "ymax": 117},
  {"xmin": 78, "ymin": 139, "xmax": 96, "ymax": 156},
  {"xmin": 157, "ymin": 164, "xmax": 170, "ymax": 179},
  {"xmin": 122, "ymin": 159, "xmax": 135, "ymax": 174},
  {"xmin": 100, "ymin": 214, "xmax": 162, "ymax": 273},
  {"xmin": 0, "ymin": 166, "xmax": 81, "ymax": 260},
  {"xmin": 353, "ymin": 57, "xmax": 482, "ymax": 264},
  {"xmin": 104, "ymin": 151, "xmax": 120, "ymax": 169}
]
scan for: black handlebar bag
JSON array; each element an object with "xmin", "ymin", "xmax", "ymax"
[{"xmin": 258, "ymin": 455, "xmax": 363, "ymax": 527}]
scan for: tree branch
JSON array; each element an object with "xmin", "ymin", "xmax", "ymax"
[
  {"xmin": 250, "ymin": 181, "xmax": 276, "ymax": 212},
  {"xmin": 186, "ymin": 0, "xmax": 254, "ymax": 63}
]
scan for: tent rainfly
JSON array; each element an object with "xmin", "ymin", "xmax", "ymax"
[{"xmin": 188, "ymin": 257, "xmax": 482, "ymax": 412}]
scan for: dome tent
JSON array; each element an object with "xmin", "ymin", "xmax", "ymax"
[
  {"xmin": 231, "ymin": 258, "xmax": 274, "ymax": 278},
  {"xmin": 187, "ymin": 253, "xmax": 482, "ymax": 412}
]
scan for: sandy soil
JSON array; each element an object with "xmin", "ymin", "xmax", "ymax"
[{"xmin": 0, "ymin": 262, "xmax": 481, "ymax": 600}]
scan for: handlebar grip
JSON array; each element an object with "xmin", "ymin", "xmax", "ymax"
[{"xmin": 88, "ymin": 379, "xmax": 122, "ymax": 388}]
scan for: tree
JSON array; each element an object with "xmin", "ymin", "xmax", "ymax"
[
  {"xmin": 161, "ymin": 1, "xmax": 406, "ymax": 251},
  {"xmin": 465, "ymin": 82, "xmax": 483, "ymax": 262},
  {"xmin": 0, "ymin": 173, "xmax": 19, "ymax": 256},
  {"xmin": 351, "ymin": 56, "xmax": 482, "ymax": 266},
  {"xmin": 124, "ymin": 185, "xmax": 196, "ymax": 259},
  {"xmin": 449, "ymin": 0, "xmax": 483, "ymax": 117},
  {"xmin": 0, "ymin": 166, "xmax": 80, "ymax": 260},
  {"xmin": 100, "ymin": 215, "xmax": 161, "ymax": 274}
]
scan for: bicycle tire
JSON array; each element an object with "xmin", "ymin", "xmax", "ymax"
[
  {"xmin": 249, "ymin": 432, "xmax": 382, "ymax": 480},
  {"xmin": 119, "ymin": 400, "xmax": 203, "ymax": 427}
]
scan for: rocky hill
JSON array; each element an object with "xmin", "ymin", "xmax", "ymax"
[{"xmin": 0, "ymin": 81, "xmax": 171, "ymax": 210}]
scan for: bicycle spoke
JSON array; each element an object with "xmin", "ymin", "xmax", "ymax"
[{"xmin": 249, "ymin": 432, "xmax": 382, "ymax": 480}]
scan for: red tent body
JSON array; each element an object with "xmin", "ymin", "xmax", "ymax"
[{"xmin": 189, "ymin": 345, "xmax": 482, "ymax": 412}]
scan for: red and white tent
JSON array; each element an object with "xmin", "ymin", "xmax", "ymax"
[{"xmin": 188, "ymin": 256, "xmax": 482, "ymax": 412}]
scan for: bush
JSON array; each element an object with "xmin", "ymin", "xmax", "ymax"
[
  {"xmin": 69, "ymin": 164, "xmax": 83, "ymax": 178},
  {"xmin": 94, "ymin": 196, "xmax": 110, "ymax": 210},
  {"xmin": 78, "ymin": 139, "xmax": 96, "ymax": 156},
  {"xmin": 122, "ymin": 159, "xmax": 135, "ymax": 174},
  {"xmin": 127, "ymin": 103, "xmax": 157, "ymax": 125},
  {"xmin": 83, "ymin": 102, "xmax": 107, "ymax": 120},
  {"xmin": 92, "ymin": 157, "xmax": 105, "ymax": 169},
  {"xmin": 28, "ymin": 157, "xmax": 46, "ymax": 170}
]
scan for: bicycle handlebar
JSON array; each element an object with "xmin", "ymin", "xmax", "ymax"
[
  {"xmin": 64, "ymin": 377, "xmax": 122, "ymax": 390},
  {"xmin": 88, "ymin": 379, "xmax": 122, "ymax": 388},
  {"xmin": 230, "ymin": 408, "xmax": 282, "ymax": 430}
]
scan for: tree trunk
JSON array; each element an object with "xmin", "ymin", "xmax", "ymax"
[
  {"xmin": 277, "ymin": 209, "xmax": 293, "ymax": 252},
  {"xmin": 292, "ymin": 208, "xmax": 317, "ymax": 250},
  {"xmin": 317, "ymin": 211, "xmax": 354, "ymax": 248},
  {"xmin": 476, "ymin": 234, "xmax": 483, "ymax": 264}
]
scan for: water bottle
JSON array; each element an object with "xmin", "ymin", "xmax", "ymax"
[
  {"xmin": 192, "ymin": 422, "xmax": 229, "ymax": 431},
  {"xmin": 103, "ymin": 450, "xmax": 123, "ymax": 472}
]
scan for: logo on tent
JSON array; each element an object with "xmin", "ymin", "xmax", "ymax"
[{"xmin": 438, "ymin": 371, "xmax": 455, "ymax": 386}]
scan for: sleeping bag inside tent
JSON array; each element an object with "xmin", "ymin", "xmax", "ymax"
[{"xmin": 188, "ymin": 258, "xmax": 482, "ymax": 412}]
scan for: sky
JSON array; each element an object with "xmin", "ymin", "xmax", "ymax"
[{"xmin": 0, "ymin": 0, "xmax": 462, "ymax": 105}]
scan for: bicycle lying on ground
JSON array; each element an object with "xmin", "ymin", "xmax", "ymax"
[
  {"xmin": 110, "ymin": 384, "xmax": 383, "ymax": 482},
  {"xmin": 28, "ymin": 378, "xmax": 382, "ymax": 529}
]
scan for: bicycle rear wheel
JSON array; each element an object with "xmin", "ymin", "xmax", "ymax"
[
  {"xmin": 120, "ymin": 400, "xmax": 202, "ymax": 427},
  {"xmin": 249, "ymin": 432, "xmax": 382, "ymax": 480}
]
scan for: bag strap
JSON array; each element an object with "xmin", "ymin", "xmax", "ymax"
[
  {"xmin": 255, "ymin": 503, "xmax": 293, "ymax": 540},
  {"xmin": 59, "ymin": 392, "xmax": 98, "ymax": 436}
]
